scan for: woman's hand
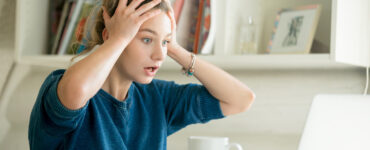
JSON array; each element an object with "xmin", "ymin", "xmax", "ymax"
[
  {"xmin": 102, "ymin": 0, "xmax": 162, "ymax": 42},
  {"xmin": 164, "ymin": 0, "xmax": 182, "ymax": 54}
]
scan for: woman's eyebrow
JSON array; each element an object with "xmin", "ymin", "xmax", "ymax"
[{"xmin": 139, "ymin": 28, "xmax": 172, "ymax": 37}]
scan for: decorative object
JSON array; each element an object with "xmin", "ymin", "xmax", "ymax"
[
  {"xmin": 236, "ymin": 16, "xmax": 258, "ymax": 55},
  {"xmin": 267, "ymin": 5, "xmax": 321, "ymax": 54}
]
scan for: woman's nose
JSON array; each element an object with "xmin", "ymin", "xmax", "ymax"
[{"xmin": 151, "ymin": 43, "xmax": 167, "ymax": 61}]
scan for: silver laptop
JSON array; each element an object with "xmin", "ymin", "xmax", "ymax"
[{"xmin": 298, "ymin": 94, "xmax": 370, "ymax": 150}]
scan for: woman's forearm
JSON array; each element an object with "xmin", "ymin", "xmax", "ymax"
[
  {"xmin": 168, "ymin": 46, "xmax": 255, "ymax": 115},
  {"xmin": 58, "ymin": 38, "xmax": 128, "ymax": 110}
]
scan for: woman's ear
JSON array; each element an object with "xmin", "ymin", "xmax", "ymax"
[{"xmin": 102, "ymin": 28, "xmax": 109, "ymax": 41}]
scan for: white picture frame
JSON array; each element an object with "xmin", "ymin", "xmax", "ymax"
[{"xmin": 267, "ymin": 5, "xmax": 322, "ymax": 54}]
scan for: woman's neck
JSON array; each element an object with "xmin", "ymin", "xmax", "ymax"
[{"xmin": 102, "ymin": 67, "xmax": 132, "ymax": 101}]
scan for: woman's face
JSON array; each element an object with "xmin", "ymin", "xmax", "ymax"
[{"xmin": 116, "ymin": 12, "xmax": 172, "ymax": 84}]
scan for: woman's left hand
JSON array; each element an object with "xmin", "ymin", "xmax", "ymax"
[{"xmin": 164, "ymin": 0, "xmax": 181, "ymax": 55}]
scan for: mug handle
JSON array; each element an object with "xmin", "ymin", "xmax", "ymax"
[{"xmin": 226, "ymin": 143, "xmax": 243, "ymax": 150}]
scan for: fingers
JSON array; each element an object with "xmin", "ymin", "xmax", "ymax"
[
  {"xmin": 138, "ymin": 9, "xmax": 161, "ymax": 24},
  {"xmin": 163, "ymin": 0, "xmax": 175, "ymax": 30},
  {"xmin": 115, "ymin": 0, "xmax": 128, "ymax": 14},
  {"xmin": 127, "ymin": 0, "xmax": 145, "ymax": 11},
  {"xmin": 166, "ymin": 10, "xmax": 176, "ymax": 31},
  {"xmin": 102, "ymin": 6, "xmax": 111, "ymax": 26},
  {"xmin": 135, "ymin": 0, "xmax": 161, "ymax": 16},
  {"xmin": 163, "ymin": 0, "xmax": 174, "ymax": 13}
]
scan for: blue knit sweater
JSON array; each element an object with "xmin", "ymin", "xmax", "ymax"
[{"xmin": 28, "ymin": 69, "xmax": 225, "ymax": 150}]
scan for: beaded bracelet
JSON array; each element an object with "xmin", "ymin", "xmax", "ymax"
[{"xmin": 182, "ymin": 53, "xmax": 196, "ymax": 76}]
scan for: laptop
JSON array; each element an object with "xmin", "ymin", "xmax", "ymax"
[{"xmin": 298, "ymin": 94, "xmax": 370, "ymax": 150}]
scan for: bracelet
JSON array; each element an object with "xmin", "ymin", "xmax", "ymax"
[{"xmin": 182, "ymin": 53, "xmax": 196, "ymax": 76}]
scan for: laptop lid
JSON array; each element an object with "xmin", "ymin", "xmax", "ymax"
[{"xmin": 298, "ymin": 94, "xmax": 370, "ymax": 150}]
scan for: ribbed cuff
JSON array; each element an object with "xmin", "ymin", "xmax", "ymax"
[{"xmin": 196, "ymin": 87, "xmax": 225, "ymax": 123}]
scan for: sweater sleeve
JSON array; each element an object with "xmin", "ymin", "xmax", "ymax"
[
  {"xmin": 29, "ymin": 69, "xmax": 88, "ymax": 137},
  {"xmin": 155, "ymin": 80, "xmax": 225, "ymax": 135}
]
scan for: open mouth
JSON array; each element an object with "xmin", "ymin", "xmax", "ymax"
[
  {"xmin": 144, "ymin": 66, "xmax": 158, "ymax": 72},
  {"xmin": 144, "ymin": 66, "xmax": 159, "ymax": 76}
]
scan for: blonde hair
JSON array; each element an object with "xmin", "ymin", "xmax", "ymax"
[{"xmin": 71, "ymin": 0, "xmax": 169, "ymax": 62}]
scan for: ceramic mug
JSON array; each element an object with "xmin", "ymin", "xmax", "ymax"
[{"xmin": 188, "ymin": 136, "xmax": 243, "ymax": 150}]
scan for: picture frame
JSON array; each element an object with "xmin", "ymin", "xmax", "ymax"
[{"xmin": 267, "ymin": 5, "xmax": 322, "ymax": 54}]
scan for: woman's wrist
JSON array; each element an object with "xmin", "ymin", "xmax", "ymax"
[
  {"xmin": 167, "ymin": 44, "xmax": 186, "ymax": 58},
  {"xmin": 167, "ymin": 45, "xmax": 194, "ymax": 71},
  {"xmin": 104, "ymin": 37, "xmax": 130, "ymax": 51}
]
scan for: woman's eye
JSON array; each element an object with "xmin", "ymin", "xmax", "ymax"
[
  {"xmin": 162, "ymin": 40, "xmax": 170, "ymax": 46},
  {"xmin": 142, "ymin": 38, "xmax": 152, "ymax": 44}
]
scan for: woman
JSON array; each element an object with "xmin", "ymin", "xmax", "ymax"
[{"xmin": 28, "ymin": 0, "xmax": 255, "ymax": 149}]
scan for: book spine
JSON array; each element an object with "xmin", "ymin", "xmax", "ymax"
[
  {"xmin": 199, "ymin": 0, "xmax": 215, "ymax": 54},
  {"xmin": 193, "ymin": 0, "xmax": 204, "ymax": 54},
  {"xmin": 57, "ymin": 1, "xmax": 76, "ymax": 54},
  {"xmin": 58, "ymin": 0, "xmax": 85, "ymax": 55},
  {"xmin": 48, "ymin": 0, "xmax": 65, "ymax": 54},
  {"xmin": 51, "ymin": 0, "xmax": 73, "ymax": 54},
  {"xmin": 197, "ymin": 0, "xmax": 208, "ymax": 53}
]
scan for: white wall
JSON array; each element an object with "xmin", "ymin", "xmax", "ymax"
[
  {"xmin": 0, "ymin": 0, "xmax": 15, "ymax": 51},
  {"xmin": 0, "ymin": 0, "xmax": 15, "ymax": 96}
]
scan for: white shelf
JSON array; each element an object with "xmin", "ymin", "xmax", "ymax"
[
  {"xmin": 14, "ymin": 0, "xmax": 363, "ymax": 71},
  {"xmin": 18, "ymin": 54, "xmax": 355, "ymax": 70}
]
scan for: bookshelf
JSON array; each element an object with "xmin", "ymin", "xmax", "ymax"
[{"xmin": 13, "ymin": 0, "xmax": 362, "ymax": 70}]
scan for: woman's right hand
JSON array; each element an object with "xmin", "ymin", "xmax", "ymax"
[{"xmin": 102, "ymin": 0, "xmax": 162, "ymax": 43}]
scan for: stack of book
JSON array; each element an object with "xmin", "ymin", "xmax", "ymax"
[
  {"xmin": 48, "ymin": 0, "xmax": 212, "ymax": 55},
  {"xmin": 49, "ymin": 0, "xmax": 96, "ymax": 55}
]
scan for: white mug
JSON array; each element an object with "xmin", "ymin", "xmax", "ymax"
[{"xmin": 188, "ymin": 136, "xmax": 243, "ymax": 150}]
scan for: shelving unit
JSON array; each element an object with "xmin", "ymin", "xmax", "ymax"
[{"xmin": 13, "ymin": 0, "xmax": 356, "ymax": 71}]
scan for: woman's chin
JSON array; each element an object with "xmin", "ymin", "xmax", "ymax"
[{"xmin": 136, "ymin": 77, "xmax": 154, "ymax": 84}]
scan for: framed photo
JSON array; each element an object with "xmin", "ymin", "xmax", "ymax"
[{"xmin": 267, "ymin": 5, "xmax": 321, "ymax": 54}]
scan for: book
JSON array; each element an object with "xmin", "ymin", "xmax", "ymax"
[
  {"xmin": 51, "ymin": 0, "xmax": 73, "ymax": 55},
  {"xmin": 57, "ymin": 0, "xmax": 85, "ymax": 55},
  {"xmin": 48, "ymin": 0, "xmax": 66, "ymax": 54},
  {"xmin": 192, "ymin": 0, "xmax": 204, "ymax": 54},
  {"xmin": 198, "ymin": 0, "xmax": 211, "ymax": 54},
  {"xmin": 185, "ymin": 0, "xmax": 200, "ymax": 53},
  {"xmin": 57, "ymin": 1, "xmax": 77, "ymax": 54}
]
